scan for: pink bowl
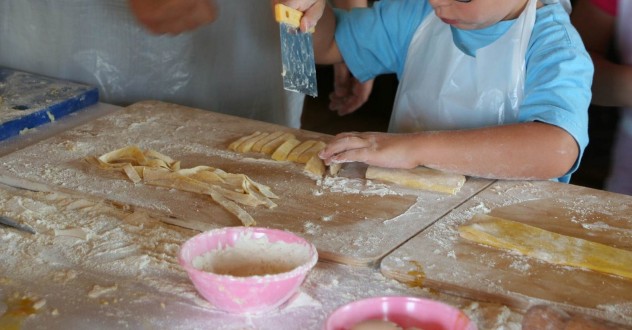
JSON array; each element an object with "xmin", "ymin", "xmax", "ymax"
[
  {"xmin": 325, "ymin": 296, "xmax": 477, "ymax": 330},
  {"xmin": 178, "ymin": 227, "xmax": 318, "ymax": 314}
]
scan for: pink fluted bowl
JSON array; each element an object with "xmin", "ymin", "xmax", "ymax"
[
  {"xmin": 325, "ymin": 296, "xmax": 477, "ymax": 330},
  {"xmin": 178, "ymin": 226, "xmax": 318, "ymax": 314}
]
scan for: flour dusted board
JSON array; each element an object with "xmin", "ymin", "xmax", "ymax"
[
  {"xmin": 0, "ymin": 67, "xmax": 99, "ymax": 141},
  {"xmin": 381, "ymin": 180, "xmax": 632, "ymax": 325},
  {"xmin": 0, "ymin": 101, "xmax": 492, "ymax": 266}
]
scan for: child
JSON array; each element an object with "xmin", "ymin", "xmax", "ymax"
[
  {"xmin": 278, "ymin": 0, "xmax": 593, "ymax": 182},
  {"xmin": 572, "ymin": 0, "xmax": 632, "ymax": 194}
]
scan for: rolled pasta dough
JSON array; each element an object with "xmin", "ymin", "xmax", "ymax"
[{"xmin": 459, "ymin": 214, "xmax": 632, "ymax": 280}]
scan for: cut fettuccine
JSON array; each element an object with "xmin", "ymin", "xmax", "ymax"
[{"xmin": 87, "ymin": 145, "xmax": 277, "ymax": 227}]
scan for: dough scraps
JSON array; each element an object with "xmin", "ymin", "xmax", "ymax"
[
  {"xmin": 304, "ymin": 155, "xmax": 326, "ymax": 177},
  {"xmin": 329, "ymin": 163, "xmax": 342, "ymax": 176},
  {"xmin": 366, "ymin": 166, "xmax": 465, "ymax": 195},
  {"xmin": 87, "ymin": 145, "xmax": 278, "ymax": 227},
  {"xmin": 459, "ymin": 214, "xmax": 632, "ymax": 280}
]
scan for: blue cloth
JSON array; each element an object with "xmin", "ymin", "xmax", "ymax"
[{"xmin": 334, "ymin": 0, "xmax": 593, "ymax": 183}]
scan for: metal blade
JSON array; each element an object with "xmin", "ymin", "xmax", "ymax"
[
  {"xmin": 0, "ymin": 215, "xmax": 36, "ymax": 234},
  {"xmin": 279, "ymin": 23, "xmax": 318, "ymax": 97}
]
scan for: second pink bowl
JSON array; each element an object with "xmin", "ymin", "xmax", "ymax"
[{"xmin": 325, "ymin": 296, "xmax": 477, "ymax": 330}]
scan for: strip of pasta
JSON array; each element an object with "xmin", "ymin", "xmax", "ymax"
[
  {"xmin": 459, "ymin": 215, "xmax": 632, "ymax": 280},
  {"xmin": 87, "ymin": 145, "xmax": 277, "ymax": 226}
]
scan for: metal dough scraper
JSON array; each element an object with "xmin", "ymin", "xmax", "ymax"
[
  {"xmin": 274, "ymin": 4, "xmax": 318, "ymax": 97},
  {"xmin": 0, "ymin": 215, "xmax": 36, "ymax": 234}
]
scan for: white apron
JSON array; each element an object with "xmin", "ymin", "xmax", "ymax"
[{"xmin": 389, "ymin": 0, "xmax": 538, "ymax": 132}]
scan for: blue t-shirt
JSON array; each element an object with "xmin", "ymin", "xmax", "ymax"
[{"xmin": 334, "ymin": 0, "xmax": 593, "ymax": 183}]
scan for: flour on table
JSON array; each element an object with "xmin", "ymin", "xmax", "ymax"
[{"xmin": 87, "ymin": 284, "xmax": 118, "ymax": 299}]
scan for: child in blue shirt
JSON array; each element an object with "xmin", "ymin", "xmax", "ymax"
[{"xmin": 277, "ymin": 0, "xmax": 593, "ymax": 183}]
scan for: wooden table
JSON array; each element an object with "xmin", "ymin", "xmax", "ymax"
[
  {"xmin": 381, "ymin": 180, "xmax": 632, "ymax": 326},
  {"xmin": 0, "ymin": 102, "xmax": 119, "ymax": 157},
  {"xmin": 0, "ymin": 183, "xmax": 521, "ymax": 330},
  {"xmin": 2, "ymin": 100, "xmax": 630, "ymax": 329},
  {"xmin": 0, "ymin": 100, "xmax": 492, "ymax": 267}
]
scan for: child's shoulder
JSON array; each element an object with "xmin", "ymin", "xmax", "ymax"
[{"xmin": 531, "ymin": 4, "xmax": 585, "ymax": 51}]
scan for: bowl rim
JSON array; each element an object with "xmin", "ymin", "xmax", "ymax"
[
  {"xmin": 325, "ymin": 295, "xmax": 477, "ymax": 330},
  {"xmin": 178, "ymin": 226, "xmax": 319, "ymax": 282}
]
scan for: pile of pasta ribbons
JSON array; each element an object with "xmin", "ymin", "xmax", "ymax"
[{"xmin": 86, "ymin": 145, "xmax": 277, "ymax": 226}]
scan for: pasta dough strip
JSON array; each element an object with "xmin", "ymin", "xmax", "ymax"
[
  {"xmin": 287, "ymin": 140, "xmax": 317, "ymax": 162},
  {"xmin": 296, "ymin": 141, "xmax": 326, "ymax": 163},
  {"xmin": 228, "ymin": 131, "xmax": 262, "ymax": 151},
  {"xmin": 459, "ymin": 214, "xmax": 632, "ymax": 280},
  {"xmin": 88, "ymin": 146, "xmax": 275, "ymax": 226},
  {"xmin": 366, "ymin": 166, "xmax": 465, "ymax": 195}
]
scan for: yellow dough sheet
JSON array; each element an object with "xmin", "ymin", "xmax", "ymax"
[{"xmin": 459, "ymin": 214, "xmax": 632, "ymax": 280}]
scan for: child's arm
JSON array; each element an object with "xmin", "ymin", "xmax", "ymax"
[
  {"xmin": 329, "ymin": 0, "xmax": 372, "ymax": 115},
  {"xmin": 319, "ymin": 122, "xmax": 579, "ymax": 181}
]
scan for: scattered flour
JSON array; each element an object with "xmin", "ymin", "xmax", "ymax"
[
  {"xmin": 192, "ymin": 234, "xmax": 311, "ymax": 277},
  {"xmin": 318, "ymin": 176, "xmax": 400, "ymax": 197},
  {"xmin": 0, "ymin": 184, "xmax": 529, "ymax": 329}
]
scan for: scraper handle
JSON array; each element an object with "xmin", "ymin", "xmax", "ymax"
[{"xmin": 274, "ymin": 3, "xmax": 315, "ymax": 33}]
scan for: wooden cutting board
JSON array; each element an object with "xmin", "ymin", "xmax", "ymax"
[
  {"xmin": 0, "ymin": 67, "xmax": 99, "ymax": 141},
  {"xmin": 381, "ymin": 180, "xmax": 632, "ymax": 325},
  {"xmin": 0, "ymin": 100, "xmax": 492, "ymax": 266}
]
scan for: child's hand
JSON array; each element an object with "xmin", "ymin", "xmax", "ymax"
[
  {"xmin": 129, "ymin": 0, "xmax": 218, "ymax": 35},
  {"xmin": 329, "ymin": 63, "xmax": 374, "ymax": 116},
  {"xmin": 273, "ymin": 0, "xmax": 327, "ymax": 32},
  {"xmin": 319, "ymin": 132, "xmax": 420, "ymax": 169}
]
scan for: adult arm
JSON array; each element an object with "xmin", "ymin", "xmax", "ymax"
[{"xmin": 128, "ymin": 0, "xmax": 218, "ymax": 35}]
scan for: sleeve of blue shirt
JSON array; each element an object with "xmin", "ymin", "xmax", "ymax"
[
  {"xmin": 334, "ymin": 1, "xmax": 593, "ymax": 183},
  {"xmin": 520, "ymin": 5, "xmax": 593, "ymax": 183},
  {"xmin": 334, "ymin": 0, "xmax": 432, "ymax": 82}
]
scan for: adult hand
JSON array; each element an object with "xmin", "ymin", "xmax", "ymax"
[
  {"xmin": 329, "ymin": 63, "xmax": 374, "ymax": 116},
  {"xmin": 273, "ymin": 0, "xmax": 327, "ymax": 32},
  {"xmin": 129, "ymin": 0, "xmax": 218, "ymax": 35}
]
